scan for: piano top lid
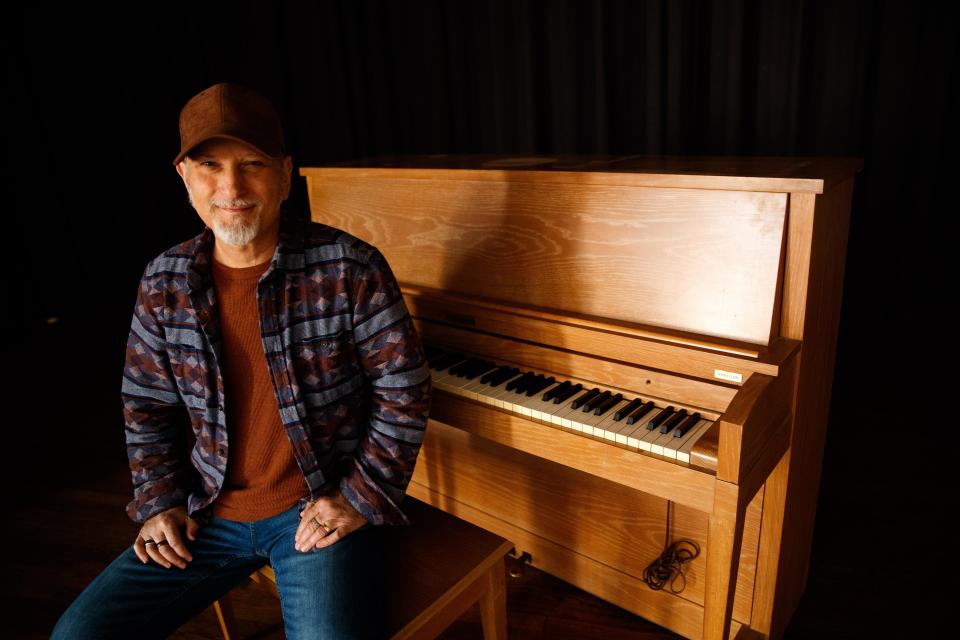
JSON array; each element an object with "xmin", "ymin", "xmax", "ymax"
[{"xmin": 300, "ymin": 153, "xmax": 864, "ymax": 194}]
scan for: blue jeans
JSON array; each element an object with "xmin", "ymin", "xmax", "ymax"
[{"xmin": 51, "ymin": 497, "xmax": 388, "ymax": 639}]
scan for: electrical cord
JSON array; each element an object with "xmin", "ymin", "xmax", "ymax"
[{"xmin": 642, "ymin": 501, "xmax": 700, "ymax": 593}]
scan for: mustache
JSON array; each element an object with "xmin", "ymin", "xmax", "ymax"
[{"xmin": 212, "ymin": 199, "xmax": 259, "ymax": 209}]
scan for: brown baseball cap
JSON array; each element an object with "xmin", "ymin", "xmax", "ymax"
[{"xmin": 172, "ymin": 82, "xmax": 286, "ymax": 166}]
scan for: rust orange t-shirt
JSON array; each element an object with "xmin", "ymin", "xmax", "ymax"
[{"xmin": 210, "ymin": 256, "xmax": 308, "ymax": 521}]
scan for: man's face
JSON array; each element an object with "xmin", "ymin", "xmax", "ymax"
[{"xmin": 175, "ymin": 138, "xmax": 292, "ymax": 247}]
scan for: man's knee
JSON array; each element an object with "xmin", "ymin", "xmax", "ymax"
[{"xmin": 51, "ymin": 599, "xmax": 103, "ymax": 640}]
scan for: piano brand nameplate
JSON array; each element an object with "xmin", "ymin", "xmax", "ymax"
[{"xmin": 714, "ymin": 369, "xmax": 744, "ymax": 384}]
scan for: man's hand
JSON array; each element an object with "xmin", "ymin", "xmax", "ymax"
[
  {"xmin": 295, "ymin": 489, "xmax": 370, "ymax": 552},
  {"xmin": 133, "ymin": 506, "xmax": 200, "ymax": 569}
]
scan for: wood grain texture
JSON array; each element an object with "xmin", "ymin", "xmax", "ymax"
[
  {"xmin": 408, "ymin": 419, "xmax": 765, "ymax": 640},
  {"xmin": 307, "ymin": 175, "xmax": 786, "ymax": 344},
  {"xmin": 716, "ymin": 353, "xmax": 796, "ymax": 485},
  {"xmin": 703, "ymin": 481, "xmax": 748, "ymax": 640},
  {"xmin": 758, "ymin": 178, "xmax": 856, "ymax": 638},
  {"xmin": 411, "ymin": 417, "xmax": 762, "ymax": 617}
]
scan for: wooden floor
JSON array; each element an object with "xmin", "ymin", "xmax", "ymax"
[{"xmin": 5, "ymin": 340, "xmax": 948, "ymax": 638}]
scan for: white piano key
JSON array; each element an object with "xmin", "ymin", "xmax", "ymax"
[
  {"xmin": 589, "ymin": 399, "xmax": 631, "ymax": 440},
  {"xmin": 458, "ymin": 367, "xmax": 501, "ymax": 400},
  {"xmin": 510, "ymin": 382, "xmax": 550, "ymax": 417},
  {"xmin": 659, "ymin": 419, "xmax": 704, "ymax": 459},
  {"xmin": 612, "ymin": 406, "xmax": 649, "ymax": 445},
  {"xmin": 552, "ymin": 401, "xmax": 587, "ymax": 432},
  {"xmin": 431, "ymin": 349, "xmax": 718, "ymax": 468},
  {"xmin": 489, "ymin": 374, "xmax": 528, "ymax": 409},
  {"xmin": 577, "ymin": 403, "xmax": 614, "ymax": 440},
  {"xmin": 525, "ymin": 382, "xmax": 566, "ymax": 423},
  {"xmin": 473, "ymin": 374, "xmax": 516, "ymax": 406},
  {"xmin": 675, "ymin": 419, "xmax": 714, "ymax": 463},
  {"xmin": 625, "ymin": 410, "xmax": 668, "ymax": 452},
  {"xmin": 650, "ymin": 427, "xmax": 680, "ymax": 456}
]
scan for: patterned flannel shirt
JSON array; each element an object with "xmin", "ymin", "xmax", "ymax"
[{"xmin": 121, "ymin": 213, "xmax": 432, "ymax": 527}]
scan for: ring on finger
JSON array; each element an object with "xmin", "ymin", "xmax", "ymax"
[{"xmin": 310, "ymin": 516, "xmax": 332, "ymax": 535}]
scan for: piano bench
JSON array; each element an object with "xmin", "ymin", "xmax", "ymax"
[{"xmin": 211, "ymin": 496, "xmax": 514, "ymax": 639}]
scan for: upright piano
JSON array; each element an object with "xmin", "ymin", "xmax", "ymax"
[{"xmin": 300, "ymin": 155, "xmax": 861, "ymax": 640}]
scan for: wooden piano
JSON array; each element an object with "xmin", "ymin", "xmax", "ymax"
[{"xmin": 300, "ymin": 155, "xmax": 861, "ymax": 640}]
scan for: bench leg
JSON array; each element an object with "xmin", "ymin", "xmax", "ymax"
[
  {"xmin": 478, "ymin": 557, "xmax": 507, "ymax": 640},
  {"xmin": 212, "ymin": 595, "xmax": 238, "ymax": 640}
]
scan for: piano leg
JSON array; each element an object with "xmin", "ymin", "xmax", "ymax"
[{"xmin": 703, "ymin": 481, "xmax": 749, "ymax": 640}]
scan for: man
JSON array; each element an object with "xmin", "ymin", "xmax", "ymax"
[{"xmin": 51, "ymin": 82, "xmax": 432, "ymax": 639}]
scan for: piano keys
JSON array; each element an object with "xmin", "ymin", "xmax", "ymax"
[{"xmin": 425, "ymin": 347, "xmax": 717, "ymax": 465}]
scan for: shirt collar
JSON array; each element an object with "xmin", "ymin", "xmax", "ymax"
[{"xmin": 185, "ymin": 212, "xmax": 306, "ymax": 293}]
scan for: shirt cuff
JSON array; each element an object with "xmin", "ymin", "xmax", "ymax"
[
  {"xmin": 338, "ymin": 457, "xmax": 411, "ymax": 526},
  {"xmin": 125, "ymin": 473, "xmax": 191, "ymax": 524}
]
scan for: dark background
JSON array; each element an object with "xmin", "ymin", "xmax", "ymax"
[{"xmin": 5, "ymin": 1, "xmax": 956, "ymax": 636}]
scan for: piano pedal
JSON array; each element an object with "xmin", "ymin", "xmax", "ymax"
[{"xmin": 506, "ymin": 549, "xmax": 532, "ymax": 578}]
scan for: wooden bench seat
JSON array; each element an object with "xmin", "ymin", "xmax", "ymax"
[{"xmin": 212, "ymin": 497, "xmax": 513, "ymax": 639}]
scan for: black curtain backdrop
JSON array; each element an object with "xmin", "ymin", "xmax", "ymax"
[{"xmin": 5, "ymin": 1, "xmax": 956, "ymax": 634}]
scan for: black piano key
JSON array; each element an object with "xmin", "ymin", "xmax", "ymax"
[
  {"xmin": 449, "ymin": 358, "xmax": 481, "ymax": 377},
  {"xmin": 512, "ymin": 373, "xmax": 537, "ymax": 395},
  {"xmin": 430, "ymin": 353, "xmax": 465, "ymax": 371},
  {"xmin": 543, "ymin": 380, "xmax": 570, "ymax": 401},
  {"xmin": 626, "ymin": 401, "xmax": 656, "ymax": 425},
  {"xmin": 659, "ymin": 409, "xmax": 688, "ymax": 434},
  {"xmin": 462, "ymin": 359, "xmax": 491, "ymax": 377},
  {"xmin": 463, "ymin": 360, "xmax": 498, "ymax": 379},
  {"xmin": 506, "ymin": 372, "xmax": 535, "ymax": 392},
  {"xmin": 594, "ymin": 393, "xmax": 623, "ymax": 416},
  {"xmin": 613, "ymin": 398, "xmax": 643, "ymax": 421},
  {"xmin": 647, "ymin": 406, "xmax": 675, "ymax": 431},
  {"xmin": 480, "ymin": 365, "xmax": 509, "ymax": 384},
  {"xmin": 488, "ymin": 367, "xmax": 521, "ymax": 387},
  {"xmin": 583, "ymin": 390, "xmax": 611, "ymax": 413},
  {"xmin": 571, "ymin": 388, "xmax": 600, "ymax": 410},
  {"xmin": 674, "ymin": 413, "xmax": 702, "ymax": 437},
  {"xmin": 526, "ymin": 376, "xmax": 556, "ymax": 397},
  {"xmin": 554, "ymin": 383, "xmax": 583, "ymax": 404}
]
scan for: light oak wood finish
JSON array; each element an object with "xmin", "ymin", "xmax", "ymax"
[
  {"xmin": 212, "ymin": 497, "xmax": 512, "ymax": 640},
  {"xmin": 306, "ymin": 177, "xmax": 785, "ymax": 345},
  {"xmin": 300, "ymin": 154, "xmax": 861, "ymax": 639}
]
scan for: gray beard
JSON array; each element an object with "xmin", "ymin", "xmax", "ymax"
[
  {"xmin": 187, "ymin": 189, "xmax": 261, "ymax": 246},
  {"xmin": 211, "ymin": 208, "xmax": 261, "ymax": 246}
]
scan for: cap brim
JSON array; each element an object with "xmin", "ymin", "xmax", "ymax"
[{"xmin": 172, "ymin": 133, "xmax": 279, "ymax": 166}]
